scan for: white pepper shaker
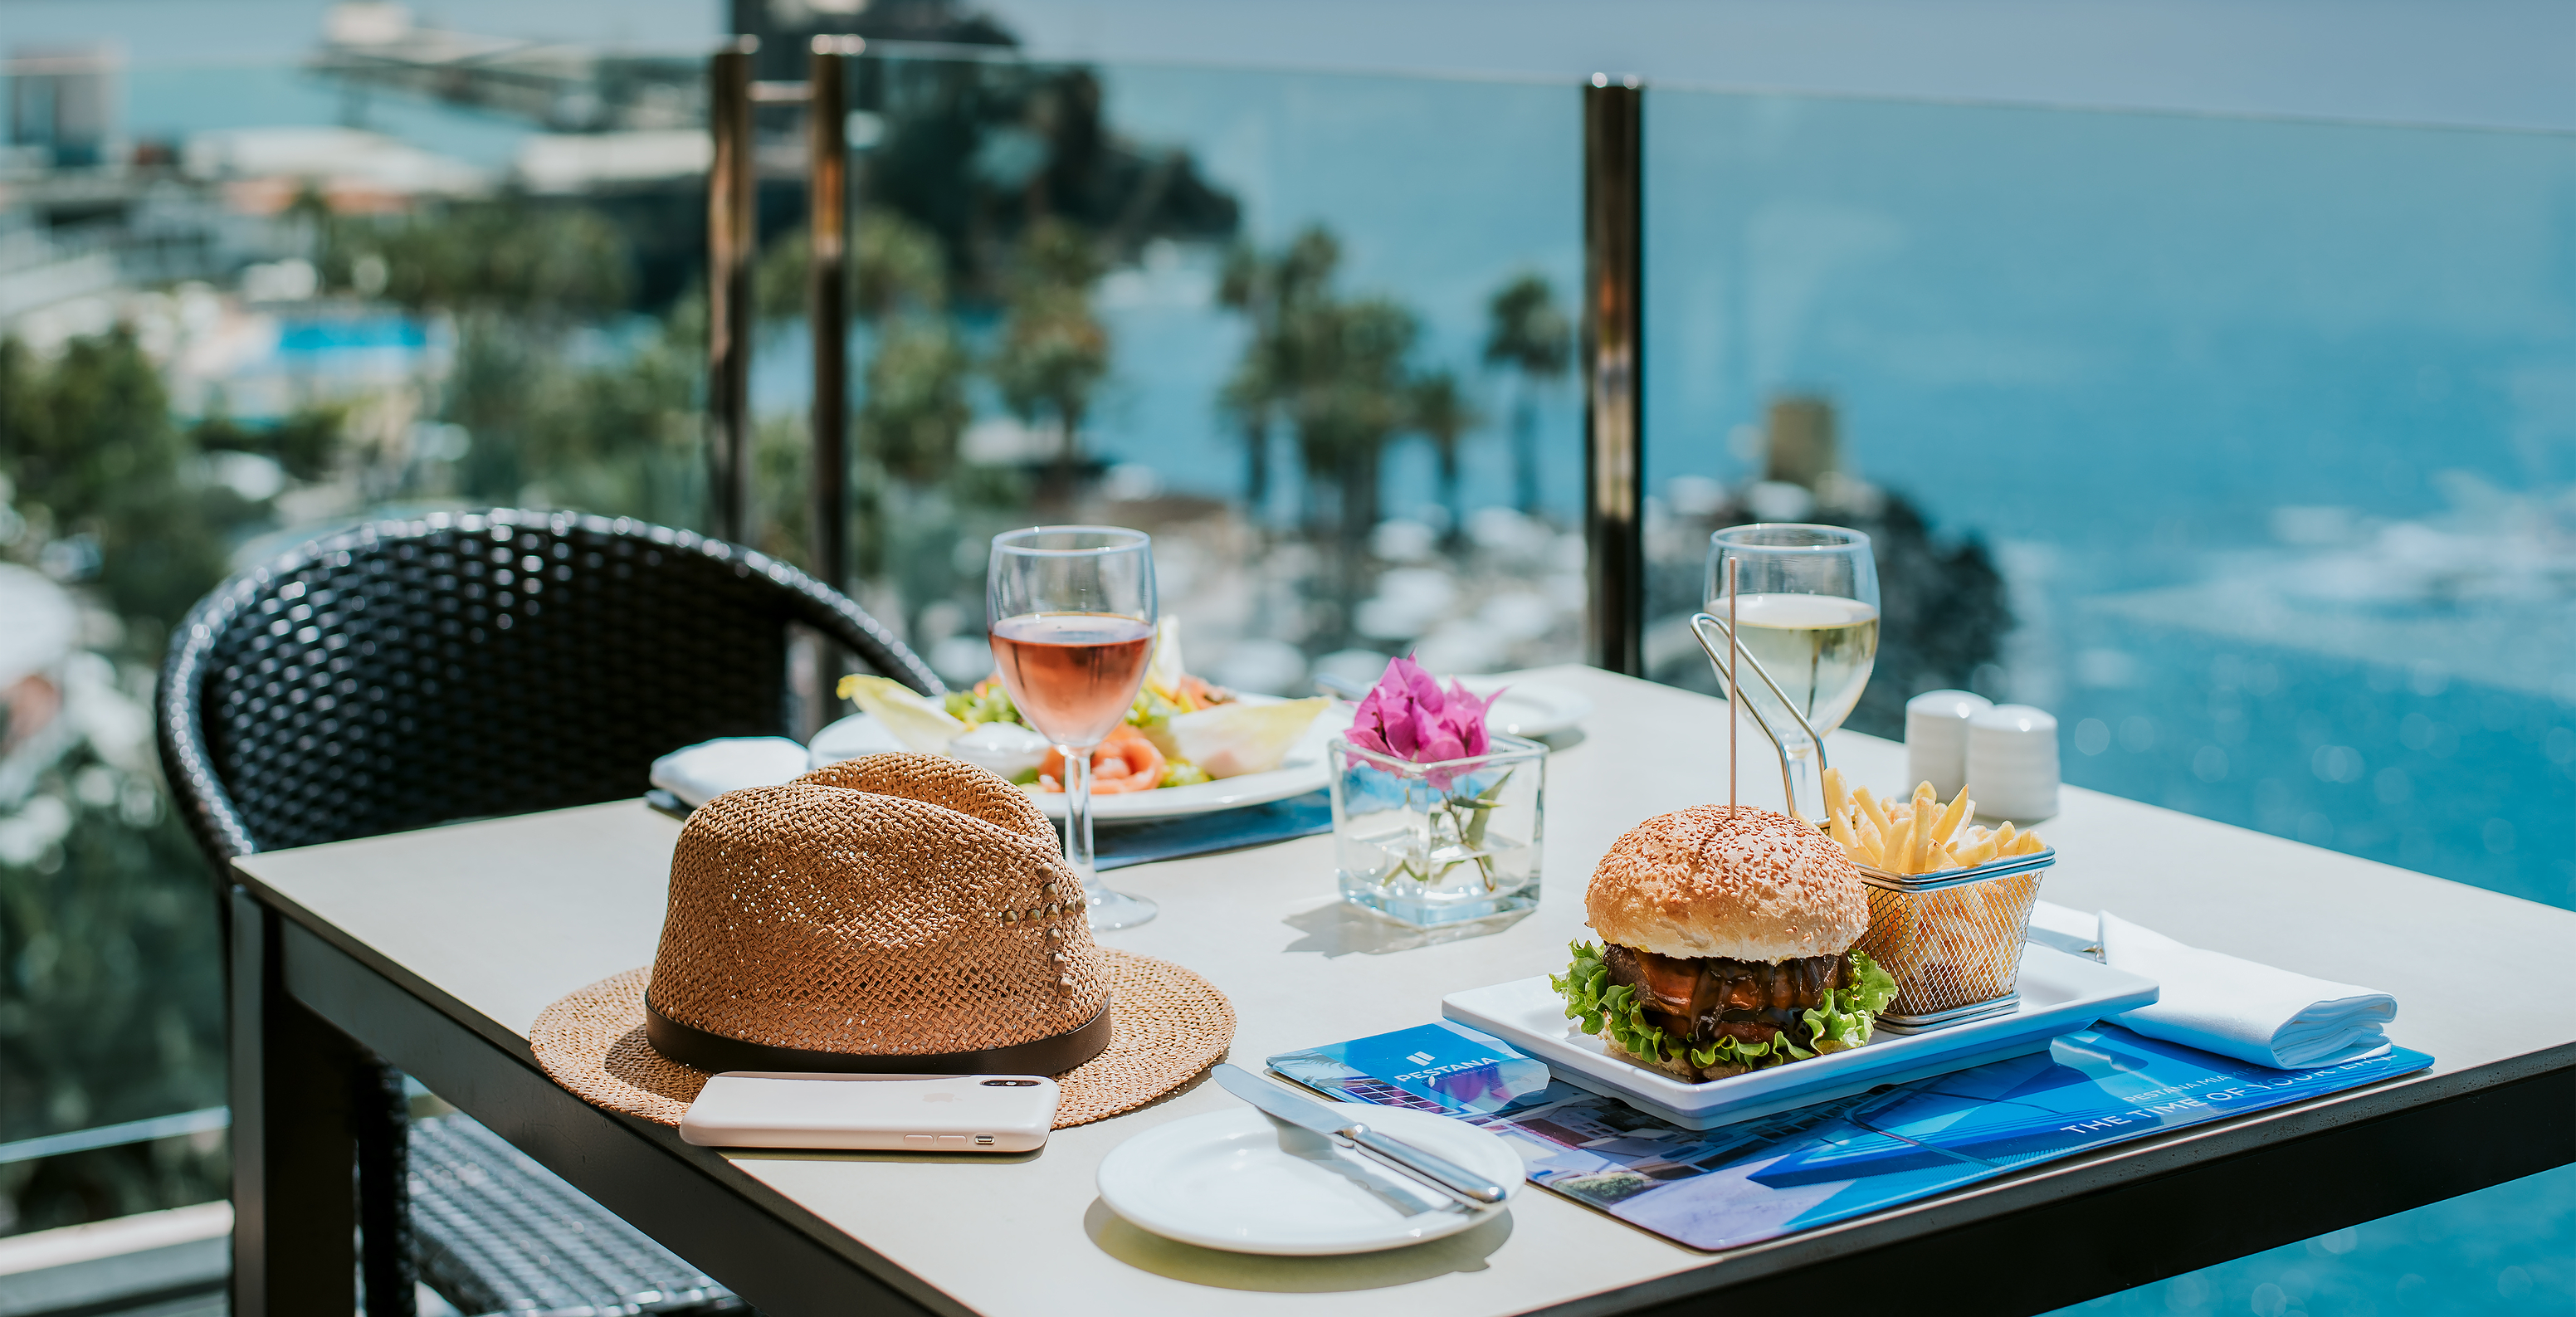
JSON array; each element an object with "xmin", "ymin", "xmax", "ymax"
[
  {"xmin": 1905, "ymin": 690, "xmax": 1992, "ymax": 799},
  {"xmin": 1967, "ymin": 704, "xmax": 2061, "ymax": 822}
]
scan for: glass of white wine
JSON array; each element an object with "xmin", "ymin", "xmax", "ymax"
[{"xmin": 1706, "ymin": 524, "xmax": 1881, "ymax": 821}]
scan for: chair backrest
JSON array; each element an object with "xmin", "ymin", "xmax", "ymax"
[{"xmin": 157, "ymin": 510, "xmax": 941, "ymax": 862}]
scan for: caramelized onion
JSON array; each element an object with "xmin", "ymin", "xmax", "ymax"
[{"xmin": 1602, "ymin": 943, "xmax": 1848, "ymax": 1052}]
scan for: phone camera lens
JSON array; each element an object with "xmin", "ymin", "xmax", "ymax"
[{"xmin": 980, "ymin": 1079, "xmax": 1037, "ymax": 1087}]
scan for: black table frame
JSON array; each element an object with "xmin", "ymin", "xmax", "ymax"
[{"xmin": 229, "ymin": 872, "xmax": 2576, "ymax": 1317}]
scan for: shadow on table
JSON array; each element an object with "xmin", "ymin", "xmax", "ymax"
[
  {"xmin": 1279, "ymin": 900, "xmax": 1533, "ymax": 958},
  {"xmin": 1081, "ymin": 1198, "xmax": 1514, "ymax": 1290}
]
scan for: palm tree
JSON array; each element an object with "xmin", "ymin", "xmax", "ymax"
[
  {"xmin": 1216, "ymin": 354, "xmax": 1277, "ymax": 521},
  {"xmin": 815, "ymin": 213, "xmax": 968, "ymax": 583},
  {"xmin": 1408, "ymin": 369, "xmax": 1477, "ymax": 543},
  {"xmin": 1217, "ymin": 225, "xmax": 1426, "ymax": 643},
  {"xmin": 1217, "ymin": 227, "xmax": 1339, "ymax": 524},
  {"xmin": 859, "ymin": 321, "xmax": 973, "ymax": 490},
  {"xmin": 853, "ymin": 212, "xmax": 949, "ymax": 320},
  {"xmin": 1482, "ymin": 272, "xmax": 1571, "ymax": 517},
  {"xmin": 1292, "ymin": 295, "xmax": 1419, "ymax": 627},
  {"xmin": 991, "ymin": 218, "xmax": 1110, "ymax": 502}
]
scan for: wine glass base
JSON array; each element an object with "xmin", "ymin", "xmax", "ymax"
[{"xmin": 1083, "ymin": 885, "xmax": 1158, "ymax": 931}]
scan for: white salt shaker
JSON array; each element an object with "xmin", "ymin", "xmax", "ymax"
[
  {"xmin": 1905, "ymin": 690, "xmax": 1991, "ymax": 798},
  {"xmin": 1967, "ymin": 705, "xmax": 2060, "ymax": 822}
]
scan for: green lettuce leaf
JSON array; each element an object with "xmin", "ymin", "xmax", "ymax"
[
  {"xmin": 1688, "ymin": 1032, "xmax": 1797, "ymax": 1071},
  {"xmin": 1549, "ymin": 941, "xmax": 1671, "ymax": 1063},
  {"xmin": 1847, "ymin": 950, "xmax": 1897, "ymax": 1012},
  {"xmin": 1127, "ymin": 686, "xmax": 1181, "ymax": 730},
  {"xmin": 1803, "ymin": 951, "xmax": 1897, "ymax": 1054},
  {"xmin": 943, "ymin": 685, "xmax": 1022, "ymax": 727}
]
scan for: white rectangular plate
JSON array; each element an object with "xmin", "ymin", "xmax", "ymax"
[{"xmin": 1441, "ymin": 944, "xmax": 2159, "ymax": 1129}]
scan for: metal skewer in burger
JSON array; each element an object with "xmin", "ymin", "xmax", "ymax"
[{"xmin": 1552, "ymin": 805, "xmax": 1898, "ymax": 1081}]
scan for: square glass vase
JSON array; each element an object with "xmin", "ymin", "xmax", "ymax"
[{"xmin": 1328, "ymin": 734, "xmax": 1545, "ymax": 927}]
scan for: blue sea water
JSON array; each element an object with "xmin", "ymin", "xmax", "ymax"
[
  {"xmin": 1634, "ymin": 90, "xmax": 2576, "ymax": 661},
  {"xmin": 106, "ymin": 52, "xmax": 2576, "ymax": 1307},
  {"xmin": 1630, "ymin": 87, "xmax": 2576, "ymax": 1311},
  {"xmin": 1630, "ymin": 86, "xmax": 2576, "ymax": 904}
]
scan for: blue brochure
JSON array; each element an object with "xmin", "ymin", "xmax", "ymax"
[{"xmin": 1268, "ymin": 1021, "xmax": 2432, "ymax": 1251}]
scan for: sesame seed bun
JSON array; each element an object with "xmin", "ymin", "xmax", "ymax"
[{"xmin": 1585, "ymin": 805, "xmax": 1868, "ymax": 963}]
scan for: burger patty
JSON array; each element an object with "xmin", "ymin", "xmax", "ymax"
[{"xmin": 1602, "ymin": 944, "xmax": 1851, "ymax": 1051}]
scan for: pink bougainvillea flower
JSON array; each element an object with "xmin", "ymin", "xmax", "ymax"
[
  {"xmin": 1345, "ymin": 690, "xmax": 1395, "ymax": 757},
  {"xmin": 1344, "ymin": 655, "xmax": 1504, "ymax": 788}
]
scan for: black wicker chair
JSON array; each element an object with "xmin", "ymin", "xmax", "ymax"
[{"xmin": 156, "ymin": 510, "xmax": 941, "ymax": 1317}]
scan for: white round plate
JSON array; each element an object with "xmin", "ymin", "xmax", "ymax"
[
  {"xmin": 1032, "ymin": 701, "xmax": 1351, "ymax": 822},
  {"xmin": 811, "ymin": 703, "xmax": 1349, "ymax": 822},
  {"xmin": 1455, "ymin": 678, "xmax": 1592, "ymax": 739},
  {"xmin": 1096, "ymin": 1103, "xmax": 1521, "ymax": 1256}
]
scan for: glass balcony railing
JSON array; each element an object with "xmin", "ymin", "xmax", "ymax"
[
  {"xmin": 1639, "ymin": 84, "xmax": 2576, "ymax": 1315},
  {"xmin": 752, "ymin": 51, "xmax": 1588, "ymax": 695},
  {"xmin": 0, "ymin": 42, "xmax": 1586, "ymax": 1235},
  {"xmin": 1642, "ymin": 85, "xmax": 2574, "ymax": 911},
  {"xmin": 3, "ymin": 24, "xmax": 2574, "ymax": 1312}
]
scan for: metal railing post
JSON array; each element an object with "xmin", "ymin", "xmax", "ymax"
[
  {"xmin": 705, "ymin": 37, "xmax": 758, "ymax": 544},
  {"xmin": 808, "ymin": 37, "xmax": 859, "ymax": 591},
  {"xmin": 1582, "ymin": 75, "xmax": 1647, "ymax": 676}
]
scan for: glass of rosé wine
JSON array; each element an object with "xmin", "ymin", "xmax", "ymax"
[{"xmin": 986, "ymin": 526, "xmax": 1159, "ymax": 930}]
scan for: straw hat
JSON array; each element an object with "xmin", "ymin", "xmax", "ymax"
[{"xmin": 531, "ymin": 754, "xmax": 1233, "ymax": 1129}]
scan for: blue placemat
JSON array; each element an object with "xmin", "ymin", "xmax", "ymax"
[
  {"xmin": 1096, "ymin": 790, "xmax": 1332, "ymax": 870},
  {"xmin": 1271, "ymin": 1020, "xmax": 2431, "ymax": 1252}
]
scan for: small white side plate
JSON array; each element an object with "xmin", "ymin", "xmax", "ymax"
[
  {"xmin": 1442, "ymin": 944, "xmax": 2159, "ymax": 1129},
  {"xmin": 1455, "ymin": 678, "xmax": 1592, "ymax": 739},
  {"xmin": 1096, "ymin": 1103, "xmax": 1520, "ymax": 1255}
]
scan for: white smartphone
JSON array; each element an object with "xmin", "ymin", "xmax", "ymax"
[{"xmin": 678, "ymin": 1072, "xmax": 1060, "ymax": 1152}]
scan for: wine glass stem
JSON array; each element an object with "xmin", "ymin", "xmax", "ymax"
[
  {"xmin": 1060, "ymin": 743, "xmax": 1097, "ymax": 890},
  {"xmin": 1057, "ymin": 744, "xmax": 1157, "ymax": 930},
  {"xmin": 1783, "ymin": 740, "xmax": 1819, "ymax": 822}
]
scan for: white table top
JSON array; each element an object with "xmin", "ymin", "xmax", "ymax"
[{"xmin": 233, "ymin": 665, "xmax": 2576, "ymax": 1317}]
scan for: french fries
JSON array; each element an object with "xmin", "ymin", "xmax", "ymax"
[{"xmin": 1817, "ymin": 768, "xmax": 2046, "ymax": 875}]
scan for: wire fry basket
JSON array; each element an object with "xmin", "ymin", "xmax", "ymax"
[
  {"xmin": 1852, "ymin": 848, "xmax": 2053, "ymax": 1032},
  {"xmin": 1690, "ymin": 608, "xmax": 2052, "ymax": 1033}
]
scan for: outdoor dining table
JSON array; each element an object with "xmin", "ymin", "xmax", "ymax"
[{"xmin": 224, "ymin": 666, "xmax": 2576, "ymax": 1317}]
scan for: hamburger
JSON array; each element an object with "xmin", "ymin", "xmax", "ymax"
[{"xmin": 1552, "ymin": 805, "xmax": 1896, "ymax": 1081}]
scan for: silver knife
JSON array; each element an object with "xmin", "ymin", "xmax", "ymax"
[{"xmin": 1212, "ymin": 1064, "xmax": 1510, "ymax": 1207}]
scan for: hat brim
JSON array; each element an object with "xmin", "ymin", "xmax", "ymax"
[{"xmin": 530, "ymin": 949, "xmax": 1234, "ymax": 1129}]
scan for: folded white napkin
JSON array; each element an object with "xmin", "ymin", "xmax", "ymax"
[
  {"xmin": 2094, "ymin": 910, "xmax": 2397, "ymax": 1069},
  {"xmin": 650, "ymin": 737, "xmax": 811, "ymax": 808}
]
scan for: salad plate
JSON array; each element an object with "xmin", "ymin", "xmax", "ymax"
[
  {"xmin": 1440, "ymin": 944, "xmax": 2158, "ymax": 1129},
  {"xmin": 1037, "ymin": 700, "xmax": 1350, "ymax": 821},
  {"xmin": 812, "ymin": 700, "xmax": 1351, "ymax": 822}
]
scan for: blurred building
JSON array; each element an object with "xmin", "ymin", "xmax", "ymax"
[
  {"xmin": 315, "ymin": 2, "xmax": 707, "ymax": 134},
  {"xmin": 732, "ymin": 0, "xmax": 1012, "ymax": 80},
  {"xmin": 6, "ymin": 45, "xmax": 118, "ymax": 171}
]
